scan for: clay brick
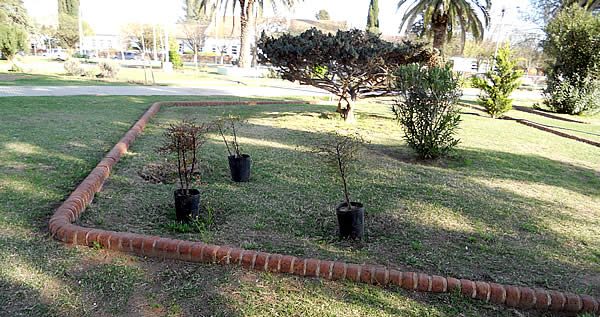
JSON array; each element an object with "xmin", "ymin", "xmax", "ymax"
[
  {"xmin": 345, "ymin": 264, "xmax": 361, "ymax": 282},
  {"xmin": 319, "ymin": 260, "xmax": 333, "ymax": 279},
  {"xmin": 241, "ymin": 251, "xmax": 257, "ymax": 269},
  {"xmin": 97, "ymin": 231, "xmax": 112, "ymax": 249},
  {"xmin": 550, "ymin": 291, "xmax": 566, "ymax": 311},
  {"xmin": 154, "ymin": 238, "xmax": 171, "ymax": 257},
  {"xmin": 62, "ymin": 225, "xmax": 77, "ymax": 244},
  {"xmin": 119, "ymin": 233, "xmax": 134, "ymax": 251},
  {"xmin": 109, "ymin": 233, "xmax": 122, "ymax": 250},
  {"xmin": 505, "ymin": 286, "xmax": 521, "ymax": 307},
  {"xmin": 190, "ymin": 243, "xmax": 205, "ymax": 262},
  {"xmin": 534, "ymin": 289, "xmax": 550, "ymax": 310},
  {"xmin": 564, "ymin": 293, "xmax": 582, "ymax": 312},
  {"xmin": 489, "ymin": 283, "xmax": 506, "ymax": 305},
  {"xmin": 402, "ymin": 272, "xmax": 417, "ymax": 290},
  {"xmin": 141, "ymin": 236, "xmax": 157, "ymax": 255},
  {"xmin": 389, "ymin": 270, "xmax": 402, "ymax": 287},
  {"xmin": 229, "ymin": 248, "xmax": 245, "ymax": 265},
  {"xmin": 164, "ymin": 239, "xmax": 180, "ymax": 258},
  {"xmin": 460, "ymin": 279, "xmax": 476, "ymax": 298},
  {"xmin": 254, "ymin": 252, "xmax": 269, "ymax": 271},
  {"xmin": 177, "ymin": 241, "xmax": 195, "ymax": 260},
  {"xmin": 331, "ymin": 262, "xmax": 346, "ymax": 281},
  {"xmin": 519, "ymin": 287, "xmax": 536, "ymax": 309},
  {"xmin": 203, "ymin": 245, "xmax": 219, "ymax": 263},
  {"xmin": 580, "ymin": 294, "xmax": 599, "ymax": 313},
  {"xmin": 447, "ymin": 277, "xmax": 461, "ymax": 293},
  {"xmin": 293, "ymin": 258, "xmax": 305, "ymax": 276},
  {"xmin": 280, "ymin": 256, "xmax": 296, "ymax": 273},
  {"xmin": 216, "ymin": 247, "xmax": 232, "ymax": 265},
  {"xmin": 304, "ymin": 258, "xmax": 320, "ymax": 277},
  {"xmin": 85, "ymin": 229, "xmax": 100, "ymax": 246},
  {"xmin": 131, "ymin": 235, "xmax": 144, "ymax": 252},
  {"xmin": 360, "ymin": 265, "xmax": 374, "ymax": 284},
  {"xmin": 75, "ymin": 228, "xmax": 91, "ymax": 245},
  {"xmin": 266, "ymin": 253, "xmax": 282, "ymax": 272},
  {"xmin": 375, "ymin": 268, "xmax": 388, "ymax": 285},
  {"xmin": 475, "ymin": 282, "xmax": 491, "ymax": 302},
  {"xmin": 431, "ymin": 276, "xmax": 446, "ymax": 293},
  {"xmin": 417, "ymin": 273, "xmax": 430, "ymax": 292}
]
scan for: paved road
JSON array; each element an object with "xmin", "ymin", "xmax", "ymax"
[{"xmin": 0, "ymin": 85, "xmax": 331, "ymax": 97}]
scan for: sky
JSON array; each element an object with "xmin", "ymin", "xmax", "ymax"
[{"xmin": 23, "ymin": 0, "xmax": 542, "ymax": 38}]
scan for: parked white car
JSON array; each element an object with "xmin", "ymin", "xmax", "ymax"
[{"xmin": 42, "ymin": 49, "xmax": 68, "ymax": 61}]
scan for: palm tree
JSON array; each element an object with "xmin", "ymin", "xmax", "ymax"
[
  {"xmin": 397, "ymin": 0, "xmax": 491, "ymax": 53},
  {"xmin": 199, "ymin": 0, "xmax": 300, "ymax": 68}
]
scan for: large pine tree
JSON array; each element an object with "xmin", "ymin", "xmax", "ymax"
[{"xmin": 366, "ymin": 0, "xmax": 380, "ymax": 34}]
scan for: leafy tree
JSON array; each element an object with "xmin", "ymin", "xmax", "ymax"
[
  {"xmin": 121, "ymin": 23, "xmax": 156, "ymax": 54},
  {"xmin": 366, "ymin": 0, "xmax": 379, "ymax": 34},
  {"xmin": 198, "ymin": 0, "xmax": 303, "ymax": 68},
  {"xmin": 0, "ymin": 23, "xmax": 27, "ymax": 62},
  {"xmin": 258, "ymin": 28, "xmax": 435, "ymax": 122},
  {"xmin": 0, "ymin": 0, "xmax": 33, "ymax": 31},
  {"xmin": 542, "ymin": 6, "xmax": 600, "ymax": 114},
  {"xmin": 397, "ymin": 0, "xmax": 490, "ymax": 53},
  {"xmin": 392, "ymin": 63, "xmax": 462, "ymax": 159},
  {"xmin": 58, "ymin": 0, "xmax": 79, "ymax": 16},
  {"xmin": 528, "ymin": 0, "xmax": 600, "ymax": 24},
  {"xmin": 56, "ymin": 13, "xmax": 93, "ymax": 49},
  {"xmin": 472, "ymin": 44, "xmax": 523, "ymax": 118},
  {"xmin": 315, "ymin": 9, "xmax": 330, "ymax": 20}
]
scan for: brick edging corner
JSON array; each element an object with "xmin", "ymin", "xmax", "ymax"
[
  {"xmin": 49, "ymin": 100, "xmax": 600, "ymax": 315},
  {"xmin": 458, "ymin": 102, "xmax": 600, "ymax": 148}
]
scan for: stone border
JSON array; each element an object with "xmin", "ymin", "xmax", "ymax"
[
  {"xmin": 49, "ymin": 100, "xmax": 600, "ymax": 314},
  {"xmin": 459, "ymin": 102, "xmax": 600, "ymax": 148}
]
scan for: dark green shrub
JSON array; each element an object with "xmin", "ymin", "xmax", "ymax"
[
  {"xmin": 471, "ymin": 44, "xmax": 523, "ymax": 118},
  {"xmin": 392, "ymin": 64, "xmax": 462, "ymax": 159},
  {"xmin": 542, "ymin": 6, "xmax": 600, "ymax": 115}
]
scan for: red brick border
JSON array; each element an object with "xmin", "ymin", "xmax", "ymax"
[
  {"xmin": 49, "ymin": 100, "xmax": 600, "ymax": 315},
  {"xmin": 512, "ymin": 105, "xmax": 590, "ymax": 124},
  {"xmin": 459, "ymin": 102, "xmax": 600, "ymax": 148}
]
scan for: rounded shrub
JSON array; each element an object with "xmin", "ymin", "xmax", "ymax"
[
  {"xmin": 392, "ymin": 63, "xmax": 462, "ymax": 159},
  {"xmin": 64, "ymin": 59, "xmax": 86, "ymax": 76},
  {"xmin": 97, "ymin": 60, "xmax": 120, "ymax": 78}
]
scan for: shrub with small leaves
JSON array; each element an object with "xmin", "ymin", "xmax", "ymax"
[
  {"xmin": 544, "ymin": 73, "xmax": 600, "ymax": 115},
  {"xmin": 97, "ymin": 60, "xmax": 120, "ymax": 78},
  {"xmin": 64, "ymin": 59, "xmax": 86, "ymax": 76},
  {"xmin": 471, "ymin": 44, "xmax": 523, "ymax": 118},
  {"xmin": 392, "ymin": 63, "xmax": 462, "ymax": 159}
]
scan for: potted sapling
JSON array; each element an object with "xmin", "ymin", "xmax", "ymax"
[
  {"xmin": 159, "ymin": 119, "xmax": 210, "ymax": 221},
  {"xmin": 214, "ymin": 115, "xmax": 251, "ymax": 182},
  {"xmin": 314, "ymin": 132, "xmax": 366, "ymax": 239}
]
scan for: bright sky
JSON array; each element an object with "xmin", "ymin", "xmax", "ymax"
[{"xmin": 23, "ymin": 0, "xmax": 541, "ymax": 37}]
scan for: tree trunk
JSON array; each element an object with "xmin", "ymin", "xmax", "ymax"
[
  {"xmin": 432, "ymin": 14, "xmax": 447, "ymax": 52},
  {"xmin": 238, "ymin": 0, "xmax": 255, "ymax": 69},
  {"xmin": 345, "ymin": 99, "xmax": 356, "ymax": 123}
]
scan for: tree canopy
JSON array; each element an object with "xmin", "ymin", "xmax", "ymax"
[
  {"xmin": 397, "ymin": 0, "xmax": 490, "ymax": 52},
  {"xmin": 315, "ymin": 9, "xmax": 330, "ymax": 20},
  {"xmin": 258, "ymin": 28, "xmax": 436, "ymax": 122},
  {"xmin": 0, "ymin": 23, "xmax": 27, "ymax": 61},
  {"xmin": 366, "ymin": 0, "xmax": 380, "ymax": 34}
]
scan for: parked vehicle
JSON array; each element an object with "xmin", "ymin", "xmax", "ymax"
[
  {"xmin": 42, "ymin": 49, "xmax": 68, "ymax": 61},
  {"xmin": 112, "ymin": 51, "xmax": 142, "ymax": 60}
]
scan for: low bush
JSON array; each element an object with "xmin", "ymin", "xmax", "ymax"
[
  {"xmin": 97, "ymin": 60, "xmax": 120, "ymax": 78},
  {"xmin": 64, "ymin": 59, "xmax": 86, "ymax": 76},
  {"xmin": 169, "ymin": 49, "xmax": 183, "ymax": 69},
  {"xmin": 392, "ymin": 63, "xmax": 462, "ymax": 159},
  {"xmin": 544, "ymin": 73, "xmax": 600, "ymax": 115}
]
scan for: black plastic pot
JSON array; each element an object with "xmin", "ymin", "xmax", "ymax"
[
  {"xmin": 335, "ymin": 202, "xmax": 364, "ymax": 239},
  {"xmin": 174, "ymin": 188, "xmax": 200, "ymax": 221},
  {"xmin": 228, "ymin": 154, "xmax": 251, "ymax": 182}
]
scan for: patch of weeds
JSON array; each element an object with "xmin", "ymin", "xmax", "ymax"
[
  {"xmin": 92, "ymin": 241, "xmax": 103, "ymax": 250},
  {"xmin": 520, "ymin": 221, "xmax": 540, "ymax": 233},
  {"xmin": 410, "ymin": 240, "xmax": 422, "ymax": 250},
  {"xmin": 250, "ymin": 223, "xmax": 265, "ymax": 230},
  {"xmin": 468, "ymin": 237, "xmax": 478, "ymax": 243}
]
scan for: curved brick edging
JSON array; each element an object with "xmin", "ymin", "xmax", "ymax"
[
  {"xmin": 49, "ymin": 100, "xmax": 600, "ymax": 315},
  {"xmin": 512, "ymin": 105, "xmax": 590, "ymax": 124},
  {"xmin": 459, "ymin": 102, "xmax": 600, "ymax": 148}
]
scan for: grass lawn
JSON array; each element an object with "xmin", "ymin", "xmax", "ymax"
[{"xmin": 1, "ymin": 95, "xmax": 599, "ymax": 316}]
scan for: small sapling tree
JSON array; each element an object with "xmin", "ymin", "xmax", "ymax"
[
  {"xmin": 159, "ymin": 119, "xmax": 210, "ymax": 194},
  {"xmin": 471, "ymin": 44, "xmax": 523, "ymax": 118},
  {"xmin": 213, "ymin": 115, "xmax": 252, "ymax": 182},
  {"xmin": 313, "ymin": 132, "xmax": 365, "ymax": 210},
  {"xmin": 258, "ymin": 28, "xmax": 435, "ymax": 123},
  {"xmin": 393, "ymin": 63, "xmax": 462, "ymax": 159}
]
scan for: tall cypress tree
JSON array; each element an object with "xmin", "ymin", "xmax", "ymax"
[
  {"xmin": 58, "ymin": 0, "xmax": 79, "ymax": 17},
  {"xmin": 366, "ymin": 0, "xmax": 379, "ymax": 34}
]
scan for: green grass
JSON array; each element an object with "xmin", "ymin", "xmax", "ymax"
[
  {"xmin": 0, "ymin": 72, "xmax": 139, "ymax": 86},
  {"xmin": 1, "ymin": 95, "xmax": 599, "ymax": 316}
]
